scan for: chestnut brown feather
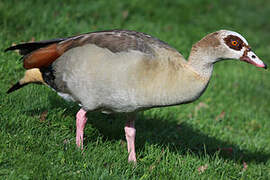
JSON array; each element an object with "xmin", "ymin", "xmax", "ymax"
[{"xmin": 23, "ymin": 44, "xmax": 62, "ymax": 69}]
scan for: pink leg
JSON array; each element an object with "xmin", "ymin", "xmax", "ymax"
[
  {"xmin": 76, "ymin": 108, "xmax": 88, "ymax": 149},
  {"xmin": 124, "ymin": 114, "xmax": 137, "ymax": 163}
]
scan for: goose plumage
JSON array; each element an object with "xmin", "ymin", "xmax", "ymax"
[{"xmin": 5, "ymin": 29, "xmax": 267, "ymax": 162}]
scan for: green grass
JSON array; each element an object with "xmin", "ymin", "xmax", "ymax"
[{"xmin": 1, "ymin": 0, "xmax": 270, "ymax": 179}]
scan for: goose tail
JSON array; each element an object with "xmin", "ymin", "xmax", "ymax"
[{"xmin": 7, "ymin": 68, "xmax": 45, "ymax": 94}]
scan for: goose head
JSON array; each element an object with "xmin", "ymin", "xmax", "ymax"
[
  {"xmin": 188, "ymin": 30, "xmax": 267, "ymax": 74},
  {"xmin": 217, "ymin": 30, "xmax": 267, "ymax": 69}
]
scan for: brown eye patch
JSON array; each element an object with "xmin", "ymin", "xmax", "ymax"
[{"xmin": 224, "ymin": 35, "xmax": 243, "ymax": 51}]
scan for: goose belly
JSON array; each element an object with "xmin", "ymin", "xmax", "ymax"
[{"xmin": 51, "ymin": 44, "xmax": 146, "ymax": 112}]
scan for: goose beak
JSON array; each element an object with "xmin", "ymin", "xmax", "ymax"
[{"xmin": 240, "ymin": 51, "xmax": 267, "ymax": 69}]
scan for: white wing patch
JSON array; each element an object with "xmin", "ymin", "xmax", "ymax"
[{"xmin": 57, "ymin": 92, "xmax": 75, "ymax": 102}]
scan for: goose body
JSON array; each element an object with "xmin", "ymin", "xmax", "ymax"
[
  {"xmin": 51, "ymin": 40, "xmax": 207, "ymax": 113},
  {"xmin": 6, "ymin": 29, "xmax": 266, "ymax": 162}
]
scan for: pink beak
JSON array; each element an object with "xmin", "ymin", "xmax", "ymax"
[{"xmin": 240, "ymin": 51, "xmax": 267, "ymax": 69}]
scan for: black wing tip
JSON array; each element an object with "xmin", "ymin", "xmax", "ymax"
[
  {"xmin": 4, "ymin": 42, "xmax": 34, "ymax": 55},
  {"xmin": 7, "ymin": 82, "xmax": 26, "ymax": 94},
  {"xmin": 4, "ymin": 44, "xmax": 23, "ymax": 52},
  {"xmin": 4, "ymin": 46, "xmax": 14, "ymax": 52},
  {"xmin": 4, "ymin": 38, "xmax": 66, "ymax": 54}
]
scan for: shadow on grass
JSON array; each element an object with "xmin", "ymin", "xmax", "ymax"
[
  {"xmin": 85, "ymin": 112, "xmax": 270, "ymax": 164},
  {"xmin": 23, "ymin": 93, "xmax": 270, "ymax": 164}
]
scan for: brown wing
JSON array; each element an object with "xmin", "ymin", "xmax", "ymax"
[
  {"xmin": 6, "ymin": 30, "xmax": 175, "ymax": 69},
  {"xmin": 22, "ymin": 39, "xmax": 76, "ymax": 69}
]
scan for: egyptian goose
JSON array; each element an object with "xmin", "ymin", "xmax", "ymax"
[{"xmin": 5, "ymin": 30, "xmax": 267, "ymax": 162}]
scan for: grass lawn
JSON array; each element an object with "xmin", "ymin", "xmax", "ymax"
[{"xmin": 1, "ymin": 0, "xmax": 270, "ymax": 179}]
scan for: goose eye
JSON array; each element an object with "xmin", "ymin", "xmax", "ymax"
[
  {"xmin": 224, "ymin": 35, "xmax": 243, "ymax": 51},
  {"xmin": 231, "ymin": 40, "xmax": 238, "ymax": 46}
]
